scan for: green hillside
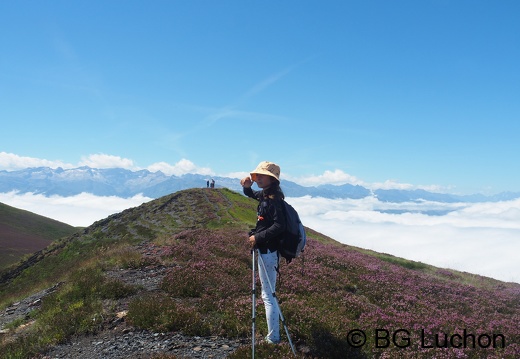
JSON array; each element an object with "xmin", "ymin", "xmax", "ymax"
[
  {"xmin": 0, "ymin": 188, "xmax": 518, "ymax": 358},
  {"xmin": 0, "ymin": 202, "xmax": 79, "ymax": 269}
]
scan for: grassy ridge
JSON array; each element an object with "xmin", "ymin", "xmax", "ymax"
[
  {"xmin": 0, "ymin": 188, "xmax": 518, "ymax": 358},
  {"xmin": 0, "ymin": 202, "xmax": 79, "ymax": 268},
  {"xmin": 0, "ymin": 188, "xmax": 253, "ymax": 308}
]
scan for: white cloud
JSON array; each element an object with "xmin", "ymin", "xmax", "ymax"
[
  {"xmin": 369, "ymin": 179, "xmax": 446, "ymax": 192},
  {"xmin": 287, "ymin": 196, "xmax": 520, "ymax": 283},
  {"xmin": 0, "ymin": 152, "xmax": 74, "ymax": 171},
  {"xmin": 0, "ymin": 191, "xmax": 152, "ymax": 227},
  {"xmin": 289, "ymin": 169, "xmax": 452, "ymax": 193},
  {"xmin": 0, "ymin": 152, "xmax": 138, "ymax": 172},
  {"xmin": 147, "ymin": 159, "xmax": 213, "ymax": 176},
  {"xmin": 78, "ymin": 153, "xmax": 137, "ymax": 170},
  {"xmin": 225, "ymin": 171, "xmax": 249, "ymax": 180},
  {"xmin": 0, "ymin": 152, "xmax": 215, "ymax": 178},
  {"xmin": 290, "ymin": 169, "xmax": 366, "ymax": 187}
]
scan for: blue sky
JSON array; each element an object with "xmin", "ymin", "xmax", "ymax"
[{"xmin": 1, "ymin": 1, "xmax": 520, "ymax": 194}]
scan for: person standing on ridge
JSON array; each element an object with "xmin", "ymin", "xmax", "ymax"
[{"xmin": 240, "ymin": 161, "xmax": 286, "ymax": 344}]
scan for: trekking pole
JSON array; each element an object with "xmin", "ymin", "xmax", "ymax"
[
  {"xmin": 257, "ymin": 250, "xmax": 297, "ymax": 355},
  {"xmin": 251, "ymin": 249, "xmax": 256, "ymax": 359}
]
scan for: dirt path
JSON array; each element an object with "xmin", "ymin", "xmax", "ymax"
[{"xmin": 1, "ymin": 241, "xmax": 245, "ymax": 358}]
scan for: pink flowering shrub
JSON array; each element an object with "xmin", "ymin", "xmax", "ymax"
[{"xmin": 128, "ymin": 226, "xmax": 520, "ymax": 358}]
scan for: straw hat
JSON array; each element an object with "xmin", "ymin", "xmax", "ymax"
[{"xmin": 250, "ymin": 161, "xmax": 280, "ymax": 182}]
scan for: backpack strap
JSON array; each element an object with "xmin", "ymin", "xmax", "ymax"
[{"xmin": 275, "ymin": 251, "xmax": 283, "ymax": 288}]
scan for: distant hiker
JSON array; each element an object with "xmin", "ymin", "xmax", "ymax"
[
  {"xmin": 207, "ymin": 180, "xmax": 210, "ymax": 188},
  {"xmin": 210, "ymin": 179, "xmax": 215, "ymax": 188},
  {"xmin": 241, "ymin": 161, "xmax": 285, "ymax": 344}
]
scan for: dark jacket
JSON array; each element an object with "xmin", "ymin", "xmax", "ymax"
[{"xmin": 244, "ymin": 185, "xmax": 286, "ymax": 254}]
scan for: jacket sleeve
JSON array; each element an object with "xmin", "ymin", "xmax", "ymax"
[
  {"xmin": 243, "ymin": 186, "xmax": 261, "ymax": 200},
  {"xmin": 254, "ymin": 199, "xmax": 286, "ymax": 246}
]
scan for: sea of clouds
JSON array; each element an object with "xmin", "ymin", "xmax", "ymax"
[
  {"xmin": 289, "ymin": 196, "xmax": 520, "ymax": 284},
  {"xmin": 0, "ymin": 191, "xmax": 518, "ymax": 284}
]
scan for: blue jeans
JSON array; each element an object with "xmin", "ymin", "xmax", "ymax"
[{"xmin": 258, "ymin": 249, "xmax": 280, "ymax": 343}]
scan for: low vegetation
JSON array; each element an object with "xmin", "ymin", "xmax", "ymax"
[
  {"xmin": 0, "ymin": 188, "xmax": 518, "ymax": 358},
  {"xmin": 0, "ymin": 202, "xmax": 79, "ymax": 268}
]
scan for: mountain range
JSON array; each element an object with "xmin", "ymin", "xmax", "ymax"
[{"xmin": 2, "ymin": 166, "xmax": 519, "ymax": 203}]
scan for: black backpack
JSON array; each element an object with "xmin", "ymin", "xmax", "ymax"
[{"xmin": 278, "ymin": 200, "xmax": 307, "ymax": 264}]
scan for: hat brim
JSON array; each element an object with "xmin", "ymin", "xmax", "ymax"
[{"xmin": 250, "ymin": 170, "xmax": 279, "ymax": 182}]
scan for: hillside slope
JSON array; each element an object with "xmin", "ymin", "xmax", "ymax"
[
  {"xmin": 0, "ymin": 188, "xmax": 518, "ymax": 359},
  {"xmin": 0, "ymin": 202, "xmax": 79, "ymax": 269}
]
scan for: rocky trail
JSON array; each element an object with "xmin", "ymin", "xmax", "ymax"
[
  {"xmin": 0, "ymin": 242, "xmax": 246, "ymax": 358},
  {"xmin": 40, "ymin": 329, "xmax": 244, "ymax": 359}
]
